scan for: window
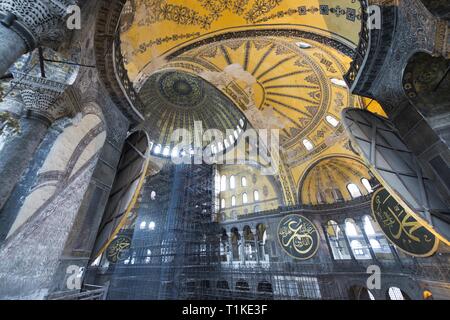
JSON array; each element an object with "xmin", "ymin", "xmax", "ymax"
[
  {"xmin": 361, "ymin": 178, "xmax": 373, "ymax": 193},
  {"xmin": 221, "ymin": 175, "xmax": 227, "ymax": 191},
  {"xmin": 234, "ymin": 130, "xmax": 239, "ymax": 140},
  {"xmin": 388, "ymin": 287, "xmax": 406, "ymax": 300},
  {"xmin": 347, "ymin": 183, "xmax": 362, "ymax": 198},
  {"xmin": 242, "ymin": 193, "xmax": 248, "ymax": 204},
  {"xmin": 325, "ymin": 115, "xmax": 339, "ymax": 127},
  {"xmin": 345, "ymin": 220, "xmax": 358, "ymax": 237},
  {"xmin": 150, "ymin": 191, "xmax": 156, "ymax": 200},
  {"xmin": 231, "ymin": 196, "xmax": 236, "ymax": 206},
  {"xmin": 230, "ymin": 176, "xmax": 236, "ymax": 189},
  {"xmin": 239, "ymin": 119, "xmax": 245, "ymax": 128},
  {"xmin": 350, "ymin": 240, "xmax": 365, "ymax": 256},
  {"xmin": 229, "ymin": 135, "xmax": 235, "ymax": 144},
  {"xmin": 369, "ymin": 239, "xmax": 381, "ymax": 249},
  {"xmin": 254, "ymin": 190, "xmax": 259, "ymax": 201},
  {"xmin": 162, "ymin": 146, "xmax": 170, "ymax": 156},
  {"xmin": 241, "ymin": 177, "xmax": 247, "ymax": 187},
  {"xmin": 153, "ymin": 144, "xmax": 162, "ymax": 154},
  {"xmin": 303, "ymin": 139, "xmax": 314, "ymax": 151},
  {"xmin": 148, "ymin": 221, "xmax": 156, "ymax": 231},
  {"xmin": 221, "ymin": 199, "xmax": 226, "ymax": 209},
  {"xmin": 331, "ymin": 78, "xmax": 348, "ymax": 88},
  {"xmin": 326, "ymin": 220, "xmax": 351, "ymax": 260},
  {"xmin": 139, "ymin": 221, "xmax": 147, "ymax": 230},
  {"xmin": 296, "ymin": 41, "xmax": 312, "ymax": 49},
  {"xmin": 363, "ymin": 216, "xmax": 375, "ymax": 235}
]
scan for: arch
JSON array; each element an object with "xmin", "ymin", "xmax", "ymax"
[
  {"xmin": 348, "ymin": 285, "xmax": 376, "ymax": 300},
  {"xmin": 241, "ymin": 176, "xmax": 247, "ymax": 187},
  {"xmin": 257, "ymin": 281, "xmax": 274, "ymax": 300},
  {"xmin": 231, "ymin": 227, "xmax": 241, "ymax": 261},
  {"xmin": 347, "ymin": 183, "xmax": 362, "ymax": 198},
  {"xmin": 9, "ymin": 112, "xmax": 107, "ymax": 237},
  {"xmin": 235, "ymin": 280, "xmax": 250, "ymax": 291},
  {"xmin": 387, "ymin": 287, "xmax": 411, "ymax": 300}
]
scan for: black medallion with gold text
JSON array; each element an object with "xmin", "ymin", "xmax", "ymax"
[
  {"xmin": 277, "ymin": 214, "xmax": 319, "ymax": 260},
  {"xmin": 106, "ymin": 235, "xmax": 132, "ymax": 263},
  {"xmin": 372, "ymin": 188, "xmax": 439, "ymax": 257}
]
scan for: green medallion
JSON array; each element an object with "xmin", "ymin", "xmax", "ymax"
[
  {"xmin": 371, "ymin": 188, "xmax": 438, "ymax": 257},
  {"xmin": 277, "ymin": 214, "xmax": 319, "ymax": 260},
  {"xmin": 106, "ymin": 235, "xmax": 132, "ymax": 263}
]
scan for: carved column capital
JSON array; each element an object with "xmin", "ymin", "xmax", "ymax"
[
  {"xmin": 0, "ymin": 0, "xmax": 76, "ymax": 51},
  {"xmin": 11, "ymin": 72, "xmax": 75, "ymax": 124}
]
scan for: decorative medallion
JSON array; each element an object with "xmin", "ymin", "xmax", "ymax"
[
  {"xmin": 106, "ymin": 235, "xmax": 132, "ymax": 263},
  {"xmin": 371, "ymin": 188, "xmax": 439, "ymax": 257},
  {"xmin": 277, "ymin": 214, "xmax": 319, "ymax": 260},
  {"xmin": 158, "ymin": 71, "xmax": 205, "ymax": 108}
]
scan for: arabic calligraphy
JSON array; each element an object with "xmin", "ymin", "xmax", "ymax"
[
  {"xmin": 106, "ymin": 236, "xmax": 132, "ymax": 263},
  {"xmin": 277, "ymin": 214, "xmax": 319, "ymax": 260},
  {"xmin": 371, "ymin": 188, "xmax": 438, "ymax": 257}
]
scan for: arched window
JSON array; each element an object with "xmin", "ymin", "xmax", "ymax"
[
  {"xmin": 303, "ymin": 139, "xmax": 314, "ymax": 151},
  {"xmin": 345, "ymin": 220, "xmax": 358, "ymax": 237},
  {"xmin": 254, "ymin": 190, "xmax": 259, "ymax": 201},
  {"xmin": 230, "ymin": 176, "xmax": 236, "ymax": 189},
  {"xmin": 388, "ymin": 287, "xmax": 406, "ymax": 300},
  {"xmin": 234, "ymin": 130, "xmax": 239, "ymax": 140},
  {"xmin": 239, "ymin": 119, "xmax": 245, "ymax": 128},
  {"xmin": 325, "ymin": 115, "xmax": 339, "ymax": 127},
  {"xmin": 242, "ymin": 193, "xmax": 248, "ymax": 204},
  {"xmin": 221, "ymin": 199, "xmax": 226, "ymax": 209},
  {"xmin": 241, "ymin": 177, "xmax": 247, "ymax": 187},
  {"xmin": 139, "ymin": 221, "xmax": 147, "ymax": 230},
  {"xmin": 229, "ymin": 135, "xmax": 235, "ymax": 144},
  {"xmin": 148, "ymin": 221, "xmax": 156, "ymax": 231},
  {"xmin": 369, "ymin": 239, "xmax": 381, "ymax": 249},
  {"xmin": 153, "ymin": 144, "xmax": 162, "ymax": 154},
  {"xmin": 221, "ymin": 175, "xmax": 227, "ymax": 191},
  {"xmin": 331, "ymin": 78, "xmax": 348, "ymax": 88},
  {"xmin": 162, "ymin": 146, "xmax": 170, "ymax": 156},
  {"xmin": 231, "ymin": 196, "xmax": 236, "ymax": 206},
  {"xmin": 150, "ymin": 191, "xmax": 156, "ymax": 200},
  {"xmin": 363, "ymin": 216, "xmax": 376, "ymax": 235},
  {"xmin": 361, "ymin": 178, "xmax": 373, "ymax": 193},
  {"xmin": 347, "ymin": 183, "xmax": 362, "ymax": 198}
]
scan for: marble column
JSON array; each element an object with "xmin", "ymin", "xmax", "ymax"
[
  {"xmin": 0, "ymin": 74, "xmax": 71, "ymax": 213},
  {"xmin": 0, "ymin": 23, "xmax": 26, "ymax": 76},
  {"xmin": 0, "ymin": 0, "xmax": 75, "ymax": 76}
]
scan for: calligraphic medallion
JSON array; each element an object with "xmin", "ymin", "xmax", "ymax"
[
  {"xmin": 277, "ymin": 214, "xmax": 319, "ymax": 260},
  {"xmin": 372, "ymin": 188, "xmax": 439, "ymax": 257},
  {"xmin": 106, "ymin": 236, "xmax": 132, "ymax": 263}
]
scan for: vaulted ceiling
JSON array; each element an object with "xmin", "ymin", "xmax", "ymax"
[{"xmin": 117, "ymin": 0, "xmax": 384, "ymax": 205}]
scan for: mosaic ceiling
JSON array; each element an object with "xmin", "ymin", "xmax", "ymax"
[{"xmin": 118, "ymin": 0, "xmax": 384, "ymax": 205}]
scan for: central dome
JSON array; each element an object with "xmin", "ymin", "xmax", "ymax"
[{"xmin": 137, "ymin": 70, "xmax": 246, "ymax": 152}]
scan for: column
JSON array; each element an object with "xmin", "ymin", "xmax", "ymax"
[
  {"xmin": 0, "ymin": 0, "xmax": 75, "ymax": 76},
  {"xmin": 0, "ymin": 74, "xmax": 71, "ymax": 213},
  {"xmin": 239, "ymin": 231, "xmax": 245, "ymax": 263}
]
